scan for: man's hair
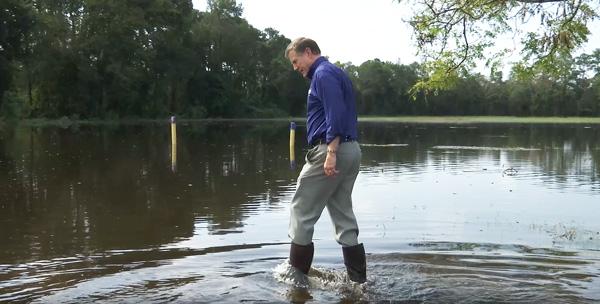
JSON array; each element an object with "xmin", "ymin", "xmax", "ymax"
[{"xmin": 285, "ymin": 37, "xmax": 321, "ymax": 59}]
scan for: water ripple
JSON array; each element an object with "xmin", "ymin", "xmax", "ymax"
[
  {"xmin": 0, "ymin": 242, "xmax": 287, "ymax": 303},
  {"xmin": 433, "ymin": 145, "xmax": 542, "ymax": 151},
  {"xmin": 366, "ymin": 243, "xmax": 600, "ymax": 303}
]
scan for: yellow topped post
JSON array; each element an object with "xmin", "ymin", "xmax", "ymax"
[
  {"xmin": 289, "ymin": 122, "xmax": 296, "ymax": 169},
  {"xmin": 171, "ymin": 116, "xmax": 177, "ymax": 172}
]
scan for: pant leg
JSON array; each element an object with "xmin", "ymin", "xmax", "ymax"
[
  {"xmin": 288, "ymin": 144, "xmax": 341, "ymax": 245},
  {"xmin": 325, "ymin": 142, "xmax": 361, "ymax": 246}
]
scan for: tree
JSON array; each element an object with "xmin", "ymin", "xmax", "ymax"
[
  {"xmin": 0, "ymin": 0, "xmax": 35, "ymax": 114},
  {"xmin": 3, "ymin": 0, "xmax": 597, "ymax": 119},
  {"xmin": 207, "ymin": 0, "xmax": 242, "ymax": 18},
  {"xmin": 194, "ymin": 0, "xmax": 262, "ymax": 117},
  {"xmin": 399, "ymin": 0, "xmax": 599, "ymax": 95},
  {"xmin": 255, "ymin": 28, "xmax": 306, "ymax": 116},
  {"xmin": 575, "ymin": 49, "xmax": 600, "ymax": 76},
  {"xmin": 354, "ymin": 59, "xmax": 395, "ymax": 114}
]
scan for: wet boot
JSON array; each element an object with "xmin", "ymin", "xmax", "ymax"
[
  {"xmin": 289, "ymin": 242, "xmax": 314, "ymax": 275},
  {"xmin": 342, "ymin": 243, "xmax": 367, "ymax": 283}
]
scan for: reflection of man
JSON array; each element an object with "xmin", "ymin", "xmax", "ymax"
[{"xmin": 285, "ymin": 37, "xmax": 366, "ymax": 283}]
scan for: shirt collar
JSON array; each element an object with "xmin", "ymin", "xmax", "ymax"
[{"xmin": 307, "ymin": 56, "xmax": 327, "ymax": 80}]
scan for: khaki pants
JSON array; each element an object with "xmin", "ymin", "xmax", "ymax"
[{"xmin": 289, "ymin": 141, "xmax": 361, "ymax": 247}]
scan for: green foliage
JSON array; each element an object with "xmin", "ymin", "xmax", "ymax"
[
  {"xmin": 1, "ymin": 0, "xmax": 307, "ymax": 119},
  {"xmin": 398, "ymin": 0, "xmax": 599, "ymax": 95},
  {"xmin": 1, "ymin": 0, "xmax": 599, "ymax": 119},
  {"xmin": 344, "ymin": 49, "xmax": 600, "ymax": 117},
  {"xmin": 207, "ymin": 0, "xmax": 243, "ymax": 18}
]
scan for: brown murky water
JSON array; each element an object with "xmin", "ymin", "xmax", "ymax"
[{"xmin": 1, "ymin": 121, "xmax": 599, "ymax": 303}]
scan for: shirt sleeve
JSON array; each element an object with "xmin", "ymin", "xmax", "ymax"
[{"xmin": 315, "ymin": 71, "xmax": 346, "ymax": 144}]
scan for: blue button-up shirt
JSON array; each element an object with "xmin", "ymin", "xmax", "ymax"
[{"xmin": 306, "ymin": 57, "xmax": 358, "ymax": 145}]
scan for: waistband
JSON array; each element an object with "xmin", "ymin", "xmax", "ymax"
[{"xmin": 310, "ymin": 135, "xmax": 356, "ymax": 148}]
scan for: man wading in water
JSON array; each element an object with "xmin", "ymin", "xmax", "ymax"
[{"xmin": 285, "ymin": 37, "xmax": 366, "ymax": 283}]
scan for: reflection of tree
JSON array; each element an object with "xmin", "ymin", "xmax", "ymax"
[
  {"xmin": 0, "ymin": 122, "xmax": 297, "ymax": 263},
  {"xmin": 359, "ymin": 123, "xmax": 600, "ymax": 186},
  {"xmin": 2, "ymin": 122, "xmax": 598, "ymax": 264},
  {"xmin": 176, "ymin": 122, "xmax": 298, "ymax": 231},
  {"xmin": 520, "ymin": 125, "xmax": 600, "ymax": 186}
]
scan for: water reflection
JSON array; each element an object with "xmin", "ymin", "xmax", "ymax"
[
  {"xmin": 1, "ymin": 122, "xmax": 599, "ymax": 302},
  {"xmin": 358, "ymin": 123, "xmax": 600, "ymax": 191},
  {"xmin": 0, "ymin": 122, "xmax": 299, "ymax": 264}
]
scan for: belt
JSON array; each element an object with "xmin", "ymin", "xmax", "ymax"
[{"xmin": 310, "ymin": 136, "xmax": 355, "ymax": 147}]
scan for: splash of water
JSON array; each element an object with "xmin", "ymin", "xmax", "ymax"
[{"xmin": 272, "ymin": 260, "xmax": 367, "ymax": 301}]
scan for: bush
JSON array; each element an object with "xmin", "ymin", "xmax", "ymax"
[
  {"xmin": 184, "ymin": 105, "xmax": 207, "ymax": 119},
  {"xmin": 248, "ymin": 106, "xmax": 287, "ymax": 118},
  {"xmin": 0, "ymin": 91, "xmax": 26, "ymax": 119}
]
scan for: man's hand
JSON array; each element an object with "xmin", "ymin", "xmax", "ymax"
[
  {"xmin": 324, "ymin": 136, "xmax": 340, "ymax": 177},
  {"xmin": 324, "ymin": 153, "xmax": 338, "ymax": 177}
]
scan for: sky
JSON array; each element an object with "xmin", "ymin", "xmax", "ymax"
[
  {"xmin": 192, "ymin": 0, "xmax": 600, "ymax": 71},
  {"xmin": 192, "ymin": 0, "xmax": 418, "ymax": 65}
]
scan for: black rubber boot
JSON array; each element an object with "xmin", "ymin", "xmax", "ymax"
[
  {"xmin": 342, "ymin": 243, "xmax": 367, "ymax": 283},
  {"xmin": 289, "ymin": 242, "xmax": 314, "ymax": 275}
]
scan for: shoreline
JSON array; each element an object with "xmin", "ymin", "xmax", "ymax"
[{"xmin": 7, "ymin": 115, "xmax": 600, "ymax": 127}]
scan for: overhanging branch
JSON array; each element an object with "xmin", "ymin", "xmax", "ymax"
[{"xmin": 517, "ymin": 0, "xmax": 566, "ymax": 3}]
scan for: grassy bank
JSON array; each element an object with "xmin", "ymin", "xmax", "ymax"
[
  {"xmin": 17, "ymin": 117, "xmax": 175, "ymax": 127},
  {"xmin": 359, "ymin": 116, "xmax": 600, "ymax": 124},
  {"xmin": 11, "ymin": 115, "xmax": 600, "ymax": 127}
]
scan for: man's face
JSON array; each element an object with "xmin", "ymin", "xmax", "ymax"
[{"xmin": 288, "ymin": 48, "xmax": 314, "ymax": 78}]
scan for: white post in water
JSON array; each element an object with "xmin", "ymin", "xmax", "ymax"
[
  {"xmin": 170, "ymin": 116, "xmax": 177, "ymax": 172},
  {"xmin": 289, "ymin": 122, "xmax": 296, "ymax": 169}
]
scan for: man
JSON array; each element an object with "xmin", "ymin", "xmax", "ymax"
[{"xmin": 284, "ymin": 37, "xmax": 366, "ymax": 283}]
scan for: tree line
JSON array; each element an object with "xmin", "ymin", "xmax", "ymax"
[
  {"xmin": 1, "ymin": 0, "xmax": 599, "ymax": 120},
  {"xmin": 345, "ymin": 52, "xmax": 600, "ymax": 116}
]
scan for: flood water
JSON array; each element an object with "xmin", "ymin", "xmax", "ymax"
[{"xmin": 1, "ymin": 121, "xmax": 599, "ymax": 303}]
